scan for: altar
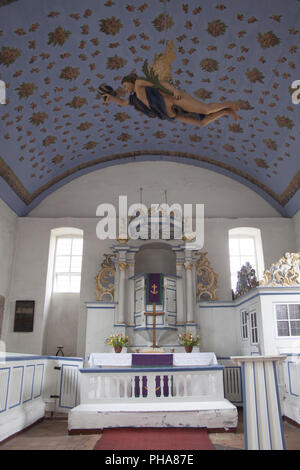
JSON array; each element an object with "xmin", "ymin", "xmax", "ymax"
[
  {"xmin": 84, "ymin": 240, "xmax": 209, "ymax": 360},
  {"xmin": 69, "ymin": 351, "xmax": 237, "ymax": 432}
]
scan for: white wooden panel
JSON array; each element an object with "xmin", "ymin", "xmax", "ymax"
[
  {"xmin": 166, "ymin": 288, "xmax": 176, "ymax": 314},
  {"xmin": 164, "ymin": 276, "xmax": 177, "ymax": 327},
  {"xmin": 33, "ymin": 363, "xmax": 44, "ymax": 398},
  {"xmin": 22, "ymin": 365, "xmax": 35, "ymax": 403},
  {"xmin": 58, "ymin": 364, "xmax": 79, "ymax": 409},
  {"xmin": 289, "ymin": 362, "xmax": 300, "ymax": 397},
  {"xmin": 0, "ymin": 368, "xmax": 10, "ymax": 412},
  {"xmin": 8, "ymin": 366, "xmax": 24, "ymax": 408},
  {"xmin": 135, "ymin": 289, "xmax": 144, "ymax": 314}
]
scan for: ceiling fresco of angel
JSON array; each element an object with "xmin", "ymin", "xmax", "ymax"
[
  {"xmin": 0, "ymin": 0, "xmax": 299, "ymax": 216},
  {"xmin": 98, "ymin": 41, "xmax": 240, "ymax": 126}
]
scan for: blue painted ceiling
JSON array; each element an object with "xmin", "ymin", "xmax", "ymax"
[{"xmin": 0, "ymin": 0, "xmax": 299, "ymax": 216}]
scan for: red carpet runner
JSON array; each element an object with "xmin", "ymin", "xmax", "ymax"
[{"xmin": 94, "ymin": 427, "xmax": 215, "ymax": 450}]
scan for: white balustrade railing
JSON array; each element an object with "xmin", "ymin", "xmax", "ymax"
[{"xmin": 79, "ymin": 365, "xmax": 225, "ymax": 404}]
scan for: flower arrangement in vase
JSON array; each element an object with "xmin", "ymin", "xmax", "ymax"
[
  {"xmin": 178, "ymin": 331, "xmax": 200, "ymax": 353},
  {"xmin": 105, "ymin": 333, "xmax": 129, "ymax": 353}
]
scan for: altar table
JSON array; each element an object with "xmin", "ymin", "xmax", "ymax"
[{"xmin": 88, "ymin": 352, "xmax": 218, "ymax": 368}]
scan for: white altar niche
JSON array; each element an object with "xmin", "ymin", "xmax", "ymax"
[{"xmin": 132, "ymin": 273, "xmax": 178, "ymax": 347}]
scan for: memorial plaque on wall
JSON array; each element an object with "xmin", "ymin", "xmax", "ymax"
[{"xmin": 14, "ymin": 300, "xmax": 35, "ymax": 332}]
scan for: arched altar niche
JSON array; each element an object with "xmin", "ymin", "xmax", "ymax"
[{"xmin": 135, "ymin": 242, "xmax": 176, "ymax": 276}]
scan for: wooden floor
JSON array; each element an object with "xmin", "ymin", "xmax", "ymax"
[{"xmin": 0, "ymin": 409, "xmax": 299, "ymax": 451}]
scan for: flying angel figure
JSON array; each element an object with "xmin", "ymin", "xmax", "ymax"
[{"xmin": 98, "ymin": 41, "xmax": 239, "ymax": 126}]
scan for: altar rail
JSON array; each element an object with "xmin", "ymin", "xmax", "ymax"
[{"xmin": 79, "ymin": 365, "xmax": 225, "ymax": 403}]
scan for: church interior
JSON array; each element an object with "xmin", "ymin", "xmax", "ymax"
[{"xmin": 0, "ymin": 0, "xmax": 299, "ymax": 451}]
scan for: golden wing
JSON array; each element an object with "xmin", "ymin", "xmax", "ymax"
[{"xmin": 149, "ymin": 40, "xmax": 176, "ymax": 82}]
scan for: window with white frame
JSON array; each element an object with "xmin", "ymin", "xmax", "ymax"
[
  {"xmin": 250, "ymin": 311, "xmax": 258, "ymax": 344},
  {"xmin": 241, "ymin": 310, "xmax": 248, "ymax": 339},
  {"xmin": 53, "ymin": 237, "xmax": 83, "ymax": 293},
  {"xmin": 228, "ymin": 228, "xmax": 264, "ymax": 292},
  {"xmin": 275, "ymin": 304, "xmax": 300, "ymax": 337}
]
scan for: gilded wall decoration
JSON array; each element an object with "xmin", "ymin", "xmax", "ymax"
[
  {"xmin": 259, "ymin": 252, "xmax": 300, "ymax": 287},
  {"xmin": 195, "ymin": 252, "xmax": 218, "ymax": 301},
  {"xmin": 95, "ymin": 253, "xmax": 116, "ymax": 301}
]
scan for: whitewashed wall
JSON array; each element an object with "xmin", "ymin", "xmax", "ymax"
[
  {"xmin": 28, "ymin": 162, "xmax": 281, "ymax": 219},
  {"xmin": 43, "ymin": 293, "xmax": 80, "ymax": 357},
  {"xmin": 2, "ymin": 214, "xmax": 296, "ymax": 358},
  {"xmin": 293, "ymin": 210, "xmax": 300, "ymax": 252},
  {"xmin": 0, "ymin": 199, "xmax": 17, "ymax": 341}
]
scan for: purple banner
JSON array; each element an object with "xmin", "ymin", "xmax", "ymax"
[{"xmin": 146, "ymin": 273, "xmax": 162, "ymax": 304}]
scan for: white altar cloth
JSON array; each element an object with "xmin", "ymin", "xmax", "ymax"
[
  {"xmin": 88, "ymin": 352, "xmax": 218, "ymax": 368},
  {"xmin": 88, "ymin": 353, "xmax": 132, "ymax": 368},
  {"xmin": 173, "ymin": 352, "xmax": 217, "ymax": 366}
]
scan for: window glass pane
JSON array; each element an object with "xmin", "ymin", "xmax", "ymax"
[
  {"xmin": 70, "ymin": 275, "xmax": 81, "ymax": 293},
  {"xmin": 72, "ymin": 238, "xmax": 83, "ymax": 255},
  {"xmin": 229, "ymin": 239, "xmax": 240, "ymax": 255},
  {"xmin": 276, "ymin": 304, "xmax": 288, "ymax": 320},
  {"xmin": 290, "ymin": 321, "xmax": 300, "ymax": 336},
  {"xmin": 289, "ymin": 305, "xmax": 300, "ymax": 320},
  {"xmin": 56, "ymin": 238, "xmax": 72, "ymax": 256},
  {"xmin": 230, "ymin": 256, "xmax": 242, "ymax": 274},
  {"xmin": 251, "ymin": 328, "xmax": 258, "ymax": 343},
  {"xmin": 55, "ymin": 256, "xmax": 71, "ymax": 273},
  {"xmin": 277, "ymin": 321, "xmax": 289, "ymax": 336},
  {"xmin": 71, "ymin": 256, "xmax": 82, "ymax": 273},
  {"xmin": 55, "ymin": 274, "xmax": 70, "ymax": 292},
  {"xmin": 240, "ymin": 238, "xmax": 255, "ymax": 255}
]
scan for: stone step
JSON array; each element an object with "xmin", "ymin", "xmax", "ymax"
[{"xmin": 68, "ymin": 399, "xmax": 238, "ymax": 432}]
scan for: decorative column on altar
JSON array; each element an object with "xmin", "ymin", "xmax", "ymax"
[
  {"xmin": 184, "ymin": 251, "xmax": 196, "ymax": 334},
  {"xmin": 113, "ymin": 245, "xmax": 130, "ymax": 326},
  {"xmin": 126, "ymin": 247, "xmax": 139, "ymax": 326},
  {"xmin": 118, "ymin": 260, "xmax": 127, "ymax": 324},
  {"xmin": 172, "ymin": 245, "xmax": 185, "ymax": 326}
]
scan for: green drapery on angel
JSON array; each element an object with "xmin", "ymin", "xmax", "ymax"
[{"xmin": 98, "ymin": 40, "xmax": 240, "ymax": 126}]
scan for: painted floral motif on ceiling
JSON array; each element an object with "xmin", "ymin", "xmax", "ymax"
[{"xmin": 0, "ymin": 0, "xmax": 299, "ymax": 215}]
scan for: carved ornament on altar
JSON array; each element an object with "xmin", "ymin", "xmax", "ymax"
[
  {"xmin": 95, "ymin": 254, "xmax": 116, "ymax": 301},
  {"xmin": 259, "ymin": 252, "xmax": 300, "ymax": 287},
  {"xmin": 118, "ymin": 261, "xmax": 127, "ymax": 272},
  {"xmin": 234, "ymin": 262, "xmax": 258, "ymax": 298},
  {"xmin": 195, "ymin": 252, "xmax": 218, "ymax": 301}
]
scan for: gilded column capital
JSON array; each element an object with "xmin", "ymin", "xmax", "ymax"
[
  {"xmin": 118, "ymin": 261, "xmax": 127, "ymax": 272},
  {"xmin": 184, "ymin": 261, "xmax": 193, "ymax": 271}
]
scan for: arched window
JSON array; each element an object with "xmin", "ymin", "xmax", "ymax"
[
  {"xmin": 228, "ymin": 227, "xmax": 264, "ymax": 291},
  {"xmin": 52, "ymin": 228, "xmax": 83, "ymax": 293}
]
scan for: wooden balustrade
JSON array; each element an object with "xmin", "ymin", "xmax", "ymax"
[{"xmin": 78, "ymin": 365, "xmax": 225, "ymax": 404}]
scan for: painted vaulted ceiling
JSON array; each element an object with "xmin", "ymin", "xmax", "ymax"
[{"xmin": 0, "ymin": 0, "xmax": 299, "ymax": 216}]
